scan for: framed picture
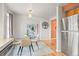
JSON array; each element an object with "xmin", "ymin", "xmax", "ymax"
[{"xmin": 27, "ymin": 24, "xmax": 36, "ymax": 39}]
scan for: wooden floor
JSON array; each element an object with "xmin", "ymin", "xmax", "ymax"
[{"xmin": 43, "ymin": 39, "xmax": 65, "ymax": 56}]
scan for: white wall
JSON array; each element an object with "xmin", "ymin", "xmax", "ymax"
[
  {"xmin": 0, "ymin": 4, "xmax": 3, "ymax": 38},
  {"xmin": 40, "ymin": 19, "xmax": 51, "ymax": 40},
  {"xmin": 0, "ymin": 3, "xmax": 51, "ymax": 40},
  {"xmin": 13, "ymin": 14, "xmax": 51, "ymax": 40},
  {"xmin": 13, "ymin": 14, "xmax": 39, "ymax": 39},
  {"xmin": 0, "ymin": 4, "xmax": 5, "ymax": 38},
  {"xmin": 0, "ymin": 3, "xmax": 14, "ymax": 38}
]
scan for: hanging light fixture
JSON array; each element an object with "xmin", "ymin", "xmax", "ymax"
[
  {"xmin": 27, "ymin": 4, "xmax": 33, "ymax": 18},
  {"xmin": 28, "ymin": 9, "xmax": 32, "ymax": 18}
]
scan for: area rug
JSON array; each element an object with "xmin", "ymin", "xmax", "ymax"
[{"xmin": 6, "ymin": 41, "xmax": 53, "ymax": 56}]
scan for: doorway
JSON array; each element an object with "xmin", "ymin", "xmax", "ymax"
[{"xmin": 51, "ymin": 19, "xmax": 56, "ymax": 50}]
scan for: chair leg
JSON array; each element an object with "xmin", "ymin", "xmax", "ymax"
[
  {"xmin": 29, "ymin": 45, "xmax": 32, "ymax": 56},
  {"xmin": 36, "ymin": 41, "xmax": 39, "ymax": 50},
  {"xmin": 17, "ymin": 46, "xmax": 21, "ymax": 56},
  {"xmin": 20, "ymin": 47, "xmax": 23, "ymax": 56},
  {"xmin": 31, "ymin": 43, "xmax": 34, "ymax": 52}
]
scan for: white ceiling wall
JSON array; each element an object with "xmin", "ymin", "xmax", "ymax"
[
  {"xmin": 6, "ymin": 3, "xmax": 66, "ymax": 20},
  {"xmin": 6, "ymin": 3, "xmax": 67, "ymax": 20}
]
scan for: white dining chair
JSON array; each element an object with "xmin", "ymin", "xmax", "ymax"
[
  {"xmin": 31, "ymin": 34, "xmax": 40, "ymax": 50},
  {"xmin": 13, "ymin": 38, "xmax": 34, "ymax": 56}
]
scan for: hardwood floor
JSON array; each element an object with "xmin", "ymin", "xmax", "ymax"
[{"xmin": 43, "ymin": 39, "xmax": 65, "ymax": 56}]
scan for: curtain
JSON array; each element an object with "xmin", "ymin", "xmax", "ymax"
[
  {"xmin": 6, "ymin": 13, "xmax": 13, "ymax": 38},
  {"xmin": 9, "ymin": 13, "xmax": 13, "ymax": 38},
  {"xmin": 68, "ymin": 15, "xmax": 74, "ymax": 55},
  {"xmin": 68, "ymin": 14, "xmax": 79, "ymax": 56}
]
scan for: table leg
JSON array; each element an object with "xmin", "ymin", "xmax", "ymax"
[
  {"xmin": 17, "ymin": 46, "xmax": 21, "ymax": 55},
  {"xmin": 20, "ymin": 47, "xmax": 23, "ymax": 56},
  {"xmin": 36, "ymin": 41, "xmax": 39, "ymax": 50},
  {"xmin": 31, "ymin": 43, "xmax": 34, "ymax": 52},
  {"xmin": 29, "ymin": 45, "xmax": 32, "ymax": 56}
]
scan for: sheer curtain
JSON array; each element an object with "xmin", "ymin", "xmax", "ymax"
[
  {"xmin": 68, "ymin": 14, "xmax": 79, "ymax": 56},
  {"xmin": 6, "ymin": 13, "xmax": 13, "ymax": 38},
  {"xmin": 9, "ymin": 13, "xmax": 13, "ymax": 38},
  {"xmin": 61, "ymin": 14, "xmax": 79, "ymax": 56}
]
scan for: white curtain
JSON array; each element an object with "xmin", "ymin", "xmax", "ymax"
[
  {"xmin": 68, "ymin": 15, "xmax": 73, "ymax": 55},
  {"xmin": 72, "ymin": 14, "xmax": 79, "ymax": 55},
  {"xmin": 68, "ymin": 14, "xmax": 79, "ymax": 56},
  {"xmin": 6, "ymin": 13, "xmax": 13, "ymax": 38},
  {"xmin": 9, "ymin": 13, "xmax": 13, "ymax": 38}
]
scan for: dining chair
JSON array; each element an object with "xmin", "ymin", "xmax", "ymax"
[
  {"xmin": 31, "ymin": 34, "xmax": 40, "ymax": 50},
  {"xmin": 13, "ymin": 38, "xmax": 34, "ymax": 56},
  {"xmin": 17, "ymin": 39, "xmax": 32, "ymax": 56}
]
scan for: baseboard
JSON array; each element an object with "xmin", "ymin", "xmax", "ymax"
[{"xmin": 56, "ymin": 49, "xmax": 61, "ymax": 52}]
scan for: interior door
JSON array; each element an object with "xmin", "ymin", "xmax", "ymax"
[
  {"xmin": 51, "ymin": 19, "xmax": 56, "ymax": 50},
  {"xmin": 51, "ymin": 20, "xmax": 56, "ymax": 39}
]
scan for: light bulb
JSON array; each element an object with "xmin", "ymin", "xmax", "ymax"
[
  {"xmin": 27, "ymin": 9, "xmax": 33, "ymax": 18},
  {"xmin": 28, "ymin": 13, "xmax": 32, "ymax": 18}
]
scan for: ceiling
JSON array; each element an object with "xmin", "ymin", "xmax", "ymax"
[{"xmin": 6, "ymin": 3, "xmax": 66, "ymax": 19}]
